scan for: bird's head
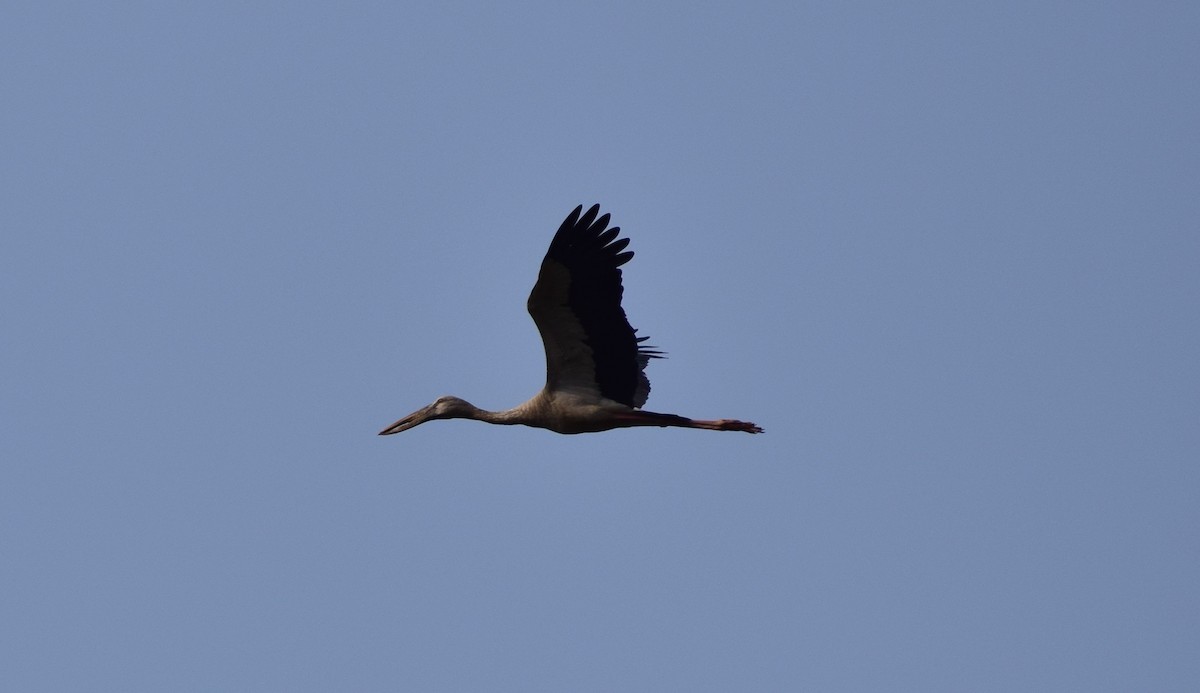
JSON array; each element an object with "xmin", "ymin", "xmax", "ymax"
[{"xmin": 378, "ymin": 395, "xmax": 477, "ymax": 435}]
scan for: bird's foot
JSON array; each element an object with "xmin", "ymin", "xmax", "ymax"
[{"xmin": 717, "ymin": 419, "xmax": 763, "ymax": 434}]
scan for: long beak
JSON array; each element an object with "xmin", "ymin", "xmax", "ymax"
[{"xmin": 378, "ymin": 405, "xmax": 435, "ymax": 435}]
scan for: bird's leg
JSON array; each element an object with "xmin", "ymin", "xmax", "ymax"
[{"xmin": 614, "ymin": 410, "xmax": 763, "ymax": 434}]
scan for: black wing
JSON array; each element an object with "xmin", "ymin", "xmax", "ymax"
[{"xmin": 527, "ymin": 204, "xmax": 662, "ymax": 408}]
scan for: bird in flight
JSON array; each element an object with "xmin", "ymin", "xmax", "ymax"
[{"xmin": 379, "ymin": 205, "xmax": 762, "ymax": 436}]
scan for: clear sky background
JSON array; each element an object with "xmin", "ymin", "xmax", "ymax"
[{"xmin": 3, "ymin": 2, "xmax": 1197, "ymax": 691}]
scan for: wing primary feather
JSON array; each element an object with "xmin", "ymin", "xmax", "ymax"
[
  {"xmin": 578, "ymin": 204, "xmax": 600, "ymax": 229},
  {"xmin": 596, "ymin": 227, "xmax": 620, "ymax": 246}
]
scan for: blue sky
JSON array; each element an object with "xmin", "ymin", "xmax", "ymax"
[{"xmin": 3, "ymin": 2, "xmax": 1198, "ymax": 691}]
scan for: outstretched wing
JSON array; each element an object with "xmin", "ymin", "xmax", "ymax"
[{"xmin": 526, "ymin": 204, "xmax": 662, "ymax": 408}]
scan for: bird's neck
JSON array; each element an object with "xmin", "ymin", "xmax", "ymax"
[{"xmin": 466, "ymin": 403, "xmax": 532, "ymax": 426}]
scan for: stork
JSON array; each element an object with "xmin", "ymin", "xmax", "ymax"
[{"xmin": 379, "ymin": 205, "xmax": 762, "ymax": 436}]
